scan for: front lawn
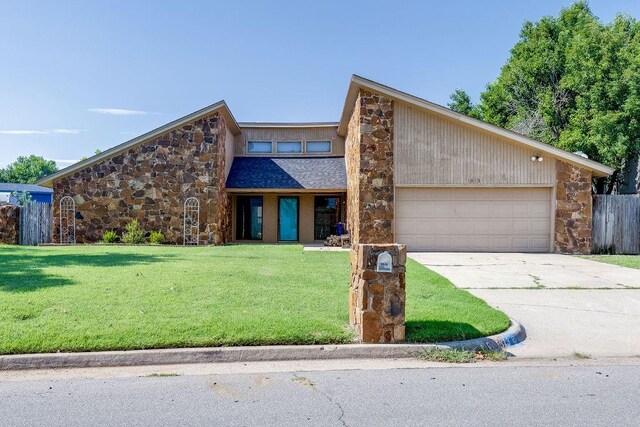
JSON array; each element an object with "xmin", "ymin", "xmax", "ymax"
[
  {"xmin": 582, "ymin": 255, "xmax": 640, "ymax": 270},
  {"xmin": 0, "ymin": 245, "xmax": 509, "ymax": 354}
]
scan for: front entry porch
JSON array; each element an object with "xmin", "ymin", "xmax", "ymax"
[{"xmin": 231, "ymin": 192, "xmax": 346, "ymax": 244}]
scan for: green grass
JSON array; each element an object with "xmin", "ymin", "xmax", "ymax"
[
  {"xmin": 416, "ymin": 348, "xmax": 508, "ymax": 363},
  {"xmin": 0, "ymin": 245, "xmax": 509, "ymax": 355},
  {"xmin": 404, "ymin": 257, "xmax": 510, "ymax": 342},
  {"xmin": 582, "ymin": 255, "xmax": 640, "ymax": 269},
  {"xmin": 416, "ymin": 348, "xmax": 477, "ymax": 363}
]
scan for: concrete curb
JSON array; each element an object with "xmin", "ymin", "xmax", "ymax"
[{"xmin": 0, "ymin": 320, "xmax": 525, "ymax": 371}]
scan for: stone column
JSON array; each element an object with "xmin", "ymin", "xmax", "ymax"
[
  {"xmin": 0, "ymin": 205, "xmax": 20, "ymax": 244},
  {"xmin": 349, "ymin": 244, "xmax": 406, "ymax": 343},
  {"xmin": 555, "ymin": 161, "xmax": 593, "ymax": 254}
]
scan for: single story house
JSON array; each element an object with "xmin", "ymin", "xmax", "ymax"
[
  {"xmin": 37, "ymin": 75, "xmax": 613, "ymax": 254},
  {"xmin": 0, "ymin": 182, "xmax": 53, "ymax": 205}
]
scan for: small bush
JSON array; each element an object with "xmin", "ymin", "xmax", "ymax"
[
  {"xmin": 102, "ymin": 230, "xmax": 118, "ymax": 243},
  {"xmin": 149, "ymin": 231, "xmax": 164, "ymax": 245},
  {"xmin": 121, "ymin": 219, "xmax": 145, "ymax": 244}
]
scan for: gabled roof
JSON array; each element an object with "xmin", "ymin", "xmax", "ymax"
[
  {"xmin": 338, "ymin": 75, "xmax": 615, "ymax": 178},
  {"xmin": 36, "ymin": 100, "xmax": 241, "ymax": 187},
  {"xmin": 0, "ymin": 182, "xmax": 53, "ymax": 193},
  {"xmin": 226, "ymin": 157, "xmax": 346, "ymax": 190}
]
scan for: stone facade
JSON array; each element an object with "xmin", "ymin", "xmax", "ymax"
[
  {"xmin": 52, "ymin": 112, "xmax": 232, "ymax": 244},
  {"xmin": 555, "ymin": 160, "xmax": 592, "ymax": 254},
  {"xmin": 0, "ymin": 205, "xmax": 20, "ymax": 245},
  {"xmin": 349, "ymin": 244, "xmax": 406, "ymax": 343},
  {"xmin": 345, "ymin": 89, "xmax": 394, "ymax": 245},
  {"xmin": 345, "ymin": 94, "xmax": 362, "ymax": 244}
]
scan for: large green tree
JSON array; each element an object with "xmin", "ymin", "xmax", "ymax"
[
  {"xmin": 449, "ymin": 2, "xmax": 640, "ymax": 193},
  {"xmin": 0, "ymin": 155, "xmax": 58, "ymax": 184}
]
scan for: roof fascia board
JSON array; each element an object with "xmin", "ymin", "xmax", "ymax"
[
  {"xmin": 338, "ymin": 75, "xmax": 614, "ymax": 177},
  {"xmin": 37, "ymin": 101, "xmax": 240, "ymax": 187},
  {"xmin": 226, "ymin": 188, "xmax": 347, "ymax": 193},
  {"xmin": 238, "ymin": 122, "xmax": 339, "ymax": 128}
]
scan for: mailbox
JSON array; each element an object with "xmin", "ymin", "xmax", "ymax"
[{"xmin": 376, "ymin": 251, "xmax": 393, "ymax": 273}]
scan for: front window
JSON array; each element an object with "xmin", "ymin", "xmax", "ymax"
[
  {"xmin": 306, "ymin": 141, "xmax": 331, "ymax": 153},
  {"xmin": 314, "ymin": 196, "xmax": 341, "ymax": 240},
  {"xmin": 236, "ymin": 196, "xmax": 263, "ymax": 240},
  {"xmin": 277, "ymin": 141, "xmax": 302, "ymax": 154},
  {"xmin": 247, "ymin": 141, "xmax": 272, "ymax": 154}
]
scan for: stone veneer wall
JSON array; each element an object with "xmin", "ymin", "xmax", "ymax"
[
  {"xmin": 345, "ymin": 89, "xmax": 394, "ymax": 244},
  {"xmin": 0, "ymin": 205, "xmax": 20, "ymax": 244},
  {"xmin": 52, "ymin": 112, "xmax": 231, "ymax": 244},
  {"xmin": 212, "ymin": 116, "xmax": 232, "ymax": 244},
  {"xmin": 349, "ymin": 244, "xmax": 406, "ymax": 343},
  {"xmin": 345, "ymin": 94, "xmax": 362, "ymax": 244},
  {"xmin": 555, "ymin": 160, "xmax": 592, "ymax": 254}
]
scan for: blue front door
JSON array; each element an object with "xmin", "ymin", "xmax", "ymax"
[{"xmin": 279, "ymin": 197, "xmax": 299, "ymax": 241}]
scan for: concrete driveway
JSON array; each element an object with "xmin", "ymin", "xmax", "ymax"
[{"xmin": 410, "ymin": 252, "xmax": 640, "ymax": 358}]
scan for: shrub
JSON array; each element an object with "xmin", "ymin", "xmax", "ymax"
[
  {"xmin": 149, "ymin": 231, "xmax": 164, "ymax": 245},
  {"xmin": 121, "ymin": 219, "xmax": 145, "ymax": 244},
  {"xmin": 102, "ymin": 230, "xmax": 118, "ymax": 244}
]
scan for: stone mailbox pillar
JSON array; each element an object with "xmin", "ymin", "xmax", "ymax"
[{"xmin": 349, "ymin": 244, "xmax": 406, "ymax": 343}]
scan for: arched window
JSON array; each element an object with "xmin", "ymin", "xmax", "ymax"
[
  {"xmin": 60, "ymin": 196, "xmax": 76, "ymax": 244},
  {"xmin": 184, "ymin": 197, "xmax": 200, "ymax": 245}
]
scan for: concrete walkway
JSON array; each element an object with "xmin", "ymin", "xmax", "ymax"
[{"xmin": 410, "ymin": 252, "xmax": 640, "ymax": 358}]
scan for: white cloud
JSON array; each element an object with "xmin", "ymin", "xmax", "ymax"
[
  {"xmin": 49, "ymin": 128, "xmax": 83, "ymax": 134},
  {"xmin": 0, "ymin": 128, "xmax": 85, "ymax": 135},
  {"xmin": 88, "ymin": 108, "xmax": 148, "ymax": 116},
  {"xmin": 0, "ymin": 130, "xmax": 49, "ymax": 135}
]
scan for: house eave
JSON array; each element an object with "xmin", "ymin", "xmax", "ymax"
[
  {"xmin": 226, "ymin": 188, "xmax": 347, "ymax": 193},
  {"xmin": 337, "ymin": 74, "xmax": 615, "ymax": 178},
  {"xmin": 238, "ymin": 122, "xmax": 339, "ymax": 129},
  {"xmin": 36, "ymin": 100, "xmax": 242, "ymax": 187}
]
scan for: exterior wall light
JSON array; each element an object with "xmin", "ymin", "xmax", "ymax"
[{"xmin": 531, "ymin": 155, "xmax": 543, "ymax": 162}]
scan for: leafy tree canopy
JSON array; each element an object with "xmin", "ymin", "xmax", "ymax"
[
  {"xmin": 447, "ymin": 89, "xmax": 481, "ymax": 119},
  {"xmin": 449, "ymin": 2, "xmax": 640, "ymax": 192},
  {"xmin": 0, "ymin": 155, "xmax": 58, "ymax": 184}
]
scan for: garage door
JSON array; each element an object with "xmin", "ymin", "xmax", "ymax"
[{"xmin": 396, "ymin": 187, "xmax": 552, "ymax": 252}]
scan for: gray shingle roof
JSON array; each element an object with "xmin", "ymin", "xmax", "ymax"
[
  {"xmin": 226, "ymin": 157, "xmax": 347, "ymax": 189},
  {"xmin": 0, "ymin": 183, "xmax": 53, "ymax": 193}
]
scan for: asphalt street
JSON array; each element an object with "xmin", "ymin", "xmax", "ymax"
[{"xmin": 1, "ymin": 360, "xmax": 639, "ymax": 426}]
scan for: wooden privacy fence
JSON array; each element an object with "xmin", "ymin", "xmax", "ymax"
[
  {"xmin": 19, "ymin": 201, "xmax": 52, "ymax": 245},
  {"xmin": 592, "ymin": 195, "xmax": 640, "ymax": 254}
]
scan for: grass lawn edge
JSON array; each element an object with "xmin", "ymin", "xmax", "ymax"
[{"xmin": 1, "ymin": 245, "xmax": 510, "ymax": 355}]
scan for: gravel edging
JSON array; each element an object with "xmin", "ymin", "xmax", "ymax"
[{"xmin": 0, "ymin": 320, "xmax": 525, "ymax": 370}]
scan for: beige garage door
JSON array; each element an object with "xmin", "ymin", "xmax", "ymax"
[{"xmin": 396, "ymin": 187, "xmax": 552, "ymax": 252}]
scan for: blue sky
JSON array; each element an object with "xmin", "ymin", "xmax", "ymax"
[{"xmin": 1, "ymin": 0, "xmax": 639, "ymax": 168}]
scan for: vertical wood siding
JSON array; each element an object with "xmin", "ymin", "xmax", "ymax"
[
  {"xmin": 394, "ymin": 103, "xmax": 556, "ymax": 186},
  {"xmin": 234, "ymin": 127, "xmax": 344, "ymax": 156}
]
